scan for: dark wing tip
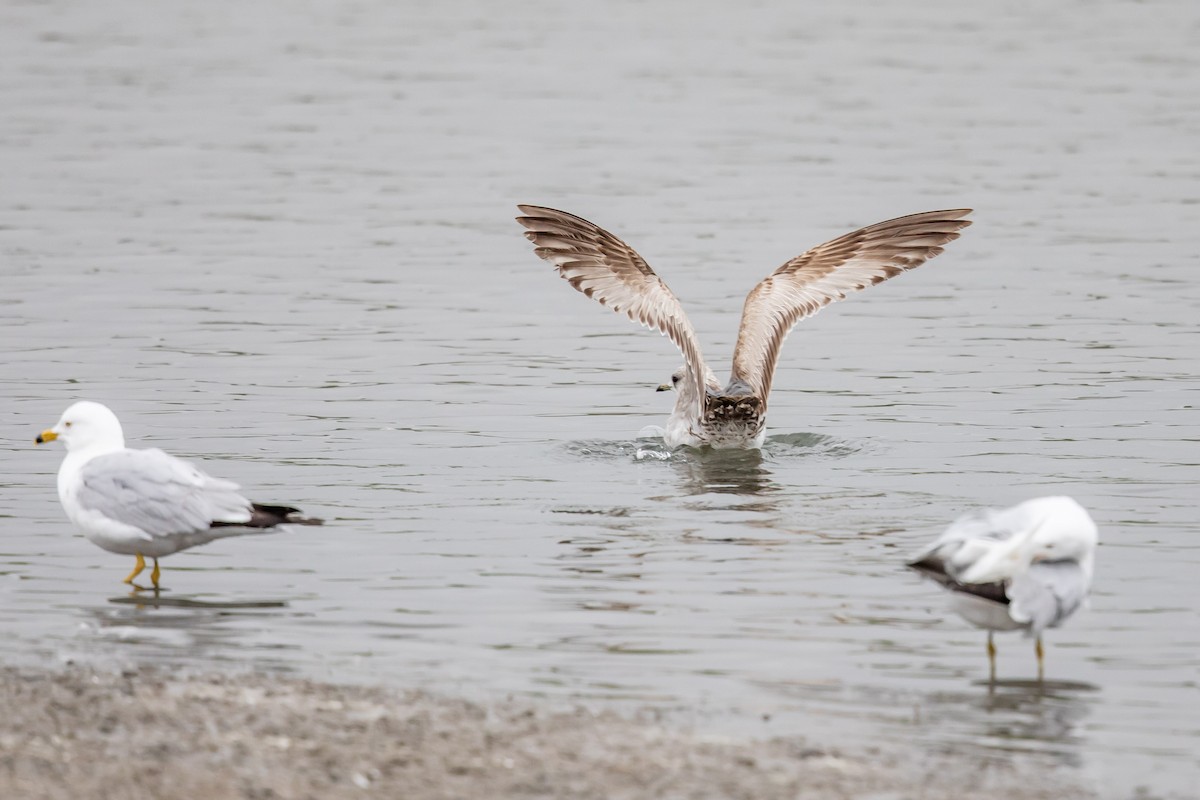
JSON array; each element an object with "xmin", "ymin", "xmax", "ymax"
[
  {"xmin": 891, "ymin": 209, "xmax": 973, "ymax": 230},
  {"xmin": 907, "ymin": 557, "xmax": 958, "ymax": 590},
  {"xmin": 939, "ymin": 210, "xmax": 972, "ymax": 231},
  {"xmin": 907, "ymin": 555, "xmax": 946, "ymax": 574},
  {"xmin": 226, "ymin": 503, "xmax": 324, "ymax": 528},
  {"xmin": 516, "ymin": 204, "xmax": 570, "ymax": 223},
  {"xmin": 515, "ymin": 205, "xmax": 605, "ymax": 232},
  {"xmin": 908, "ymin": 558, "xmax": 1010, "ymax": 606}
]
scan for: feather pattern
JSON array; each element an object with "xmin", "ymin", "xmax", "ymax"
[
  {"xmin": 731, "ymin": 209, "xmax": 972, "ymax": 399},
  {"xmin": 76, "ymin": 448, "xmax": 252, "ymax": 537},
  {"xmin": 517, "ymin": 205, "xmax": 971, "ymax": 448},
  {"xmin": 516, "ymin": 205, "xmax": 710, "ymax": 414}
]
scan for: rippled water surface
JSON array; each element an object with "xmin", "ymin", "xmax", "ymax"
[{"xmin": 2, "ymin": 1, "xmax": 1198, "ymax": 796}]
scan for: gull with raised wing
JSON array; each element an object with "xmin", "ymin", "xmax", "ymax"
[
  {"xmin": 517, "ymin": 205, "xmax": 971, "ymax": 448},
  {"xmin": 36, "ymin": 401, "xmax": 322, "ymax": 590},
  {"xmin": 908, "ymin": 496, "xmax": 1099, "ymax": 682}
]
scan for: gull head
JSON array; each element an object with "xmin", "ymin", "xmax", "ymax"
[
  {"xmin": 1022, "ymin": 497, "xmax": 1099, "ymax": 567},
  {"xmin": 959, "ymin": 496, "xmax": 1098, "ymax": 585},
  {"xmin": 656, "ymin": 365, "xmax": 722, "ymax": 393},
  {"xmin": 656, "ymin": 367, "xmax": 687, "ymax": 392},
  {"xmin": 36, "ymin": 401, "xmax": 126, "ymax": 453}
]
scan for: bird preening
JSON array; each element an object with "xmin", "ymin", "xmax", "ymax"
[
  {"xmin": 908, "ymin": 496, "xmax": 1099, "ymax": 683},
  {"xmin": 517, "ymin": 205, "xmax": 972, "ymax": 448},
  {"xmin": 36, "ymin": 401, "xmax": 322, "ymax": 591}
]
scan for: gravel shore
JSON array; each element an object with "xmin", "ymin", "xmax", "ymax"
[{"xmin": 0, "ymin": 666, "xmax": 1099, "ymax": 800}]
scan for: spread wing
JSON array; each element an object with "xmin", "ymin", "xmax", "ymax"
[
  {"xmin": 731, "ymin": 209, "xmax": 972, "ymax": 399},
  {"xmin": 516, "ymin": 205, "xmax": 710, "ymax": 406},
  {"xmin": 75, "ymin": 448, "xmax": 253, "ymax": 538}
]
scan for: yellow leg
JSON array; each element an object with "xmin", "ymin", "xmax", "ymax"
[
  {"xmin": 123, "ymin": 554, "xmax": 146, "ymax": 585},
  {"xmin": 987, "ymin": 632, "xmax": 997, "ymax": 684},
  {"xmin": 150, "ymin": 559, "xmax": 161, "ymax": 590},
  {"xmin": 1035, "ymin": 636, "xmax": 1044, "ymax": 682}
]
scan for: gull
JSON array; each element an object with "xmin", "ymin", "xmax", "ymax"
[
  {"xmin": 908, "ymin": 496, "xmax": 1099, "ymax": 682},
  {"xmin": 35, "ymin": 401, "xmax": 322, "ymax": 590},
  {"xmin": 517, "ymin": 205, "xmax": 972, "ymax": 448}
]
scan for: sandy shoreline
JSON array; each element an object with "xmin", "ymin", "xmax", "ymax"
[{"xmin": 0, "ymin": 665, "xmax": 1103, "ymax": 800}]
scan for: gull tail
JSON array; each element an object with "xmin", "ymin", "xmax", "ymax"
[
  {"xmin": 212, "ymin": 503, "xmax": 324, "ymax": 529},
  {"xmin": 704, "ymin": 394, "xmax": 763, "ymax": 425},
  {"xmin": 703, "ymin": 379, "xmax": 764, "ymax": 427}
]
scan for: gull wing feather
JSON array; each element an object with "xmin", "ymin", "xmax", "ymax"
[
  {"xmin": 907, "ymin": 505, "xmax": 1020, "ymax": 575},
  {"xmin": 731, "ymin": 209, "xmax": 972, "ymax": 399},
  {"xmin": 908, "ymin": 503, "xmax": 1028, "ymax": 605},
  {"xmin": 516, "ymin": 205, "xmax": 709, "ymax": 407},
  {"xmin": 75, "ymin": 448, "xmax": 253, "ymax": 538},
  {"xmin": 1007, "ymin": 560, "xmax": 1089, "ymax": 634},
  {"xmin": 908, "ymin": 560, "xmax": 1010, "ymax": 607}
]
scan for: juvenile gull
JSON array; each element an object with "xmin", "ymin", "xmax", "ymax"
[
  {"xmin": 36, "ymin": 401, "xmax": 322, "ymax": 590},
  {"xmin": 908, "ymin": 496, "xmax": 1098, "ymax": 682},
  {"xmin": 517, "ymin": 205, "xmax": 972, "ymax": 448}
]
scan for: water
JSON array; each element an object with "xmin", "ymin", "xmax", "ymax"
[{"xmin": 2, "ymin": 0, "xmax": 1198, "ymax": 796}]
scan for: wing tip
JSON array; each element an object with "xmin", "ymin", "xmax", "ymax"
[{"xmin": 516, "ymin": 204, "xmax": 580, "ymax": 225}]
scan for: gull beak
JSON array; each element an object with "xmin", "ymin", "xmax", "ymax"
[
  {"xmin": 656, "ymin": 383, "xmax": 673, "ymax": 392},
  {"xmin": 35, "ymin": 429, "xmax": 58, "ymax": 445}
]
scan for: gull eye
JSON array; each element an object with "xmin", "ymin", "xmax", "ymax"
[{"xmin": 64, "ymin": 421, "xmax": 73, "ymax": 428}]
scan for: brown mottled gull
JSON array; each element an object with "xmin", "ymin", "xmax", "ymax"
[{"xmin": 517, "ymin": 205, "xmax": 972, "ymax": 448}]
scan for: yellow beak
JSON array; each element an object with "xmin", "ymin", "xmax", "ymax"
[
  {"xmin": 35, "ymin": 429, "xmax": 57, "ymax": 444},
  {"xmin": 656, "ymin": 383, "xmax": 672, "ymax": 392}
]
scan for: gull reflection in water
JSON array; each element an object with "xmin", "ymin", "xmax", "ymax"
[
  {"xmin": 915, "ymin": 678, "xmax": 1100, "ymax": 767},
  {"xmin": 109, "ymin": 591, "xmax": 288, "ymax": 610},
  {"xmin": 668, "ymin": 447, "xmax": 780, "ymax": 500},
  {"xmin": 71, "ymin": 592, "xmax": 296, "ymax": 670},
  {"xmin": 654, "ymin": 431, "xmax": 862, "ymax": 511}
]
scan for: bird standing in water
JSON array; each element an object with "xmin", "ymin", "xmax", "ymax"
[
  {"xmin": 36, "ymin": 401, "xmax": 321, "ymax": 590},
  {"xmin": 909, "ymin": 496, "xmax": 1098, "ymax": 682}
]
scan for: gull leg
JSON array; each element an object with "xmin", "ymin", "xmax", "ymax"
[
  {"xmin": 987, "ymin": 631, "xmax": 997, "ymax": 685},
  {"xmin": 150, "ymin": 558, "xmax": 161, "ymax": 590},
  {"xmin": 1035, "ymin": 636, "xmax": 1044, "ymax": 683},
  {"xmin": 123, "ymin": 554, "xmax": 146, "ymax": 585}
]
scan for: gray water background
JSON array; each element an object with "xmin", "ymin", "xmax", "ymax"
[{"xmin": 2, "ymin": 1, "xmax": 1198, "ymax": 796}]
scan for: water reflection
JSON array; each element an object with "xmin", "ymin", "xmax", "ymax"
[
  {"xmin": 764, "ymin": 432, "xmax": 869, "ymax": 460},
  {"xmin": 567, "ymin": 431, "xmax": 865, "ymax": 502},
  {"xmin": 71, "ymin": 593, "xmax": 299, "ymax": 669},
  {"xmin": 108, "ymin": 592, "xmax": 288, "ymax": 610},
  {"xmin": 764, "ymin": 674, "xmax": 1099, "ymax": 769},
  {"xmin": 668, "ymin": 447, "xmax": 779, "ymax": 498},
  {"xmin": 917, "ymin": 679, "xmax": 1099, "ymax": 766}
]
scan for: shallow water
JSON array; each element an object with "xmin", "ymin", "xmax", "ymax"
[{"xmin": 2, "ymin": 0, "xmax": 1198, "ymax": 796}]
